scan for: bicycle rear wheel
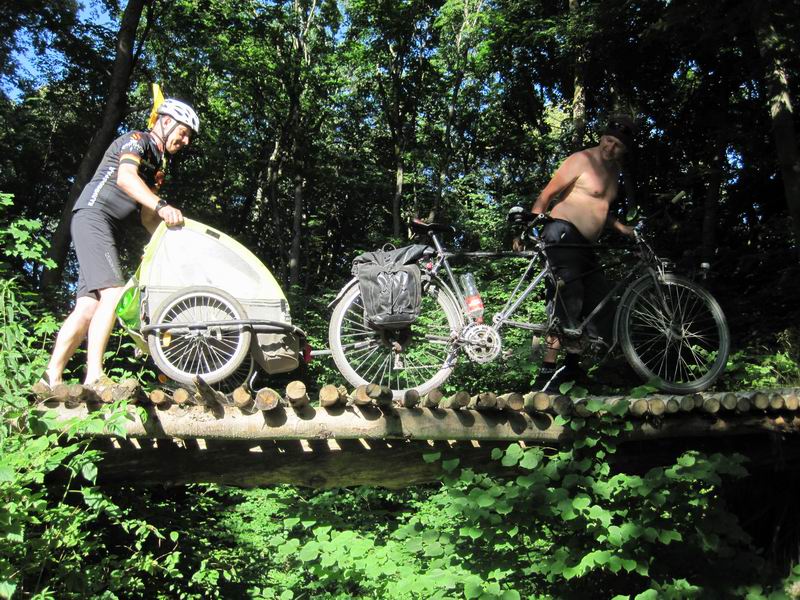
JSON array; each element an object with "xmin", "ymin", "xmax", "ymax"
[
  {"xmin": 329, "ymin": 280, "xmax": 463, "ymax": 399},
  {"xmin": 618, "ymin": 274, "xmax": 730, "ymax": 393}
]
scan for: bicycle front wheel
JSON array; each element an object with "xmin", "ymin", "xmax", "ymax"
[
  {"xmin": 329, "ymin": 280, "xmax": 463, "ymax": 399},
  {"xmin": 618, "ymin": 274, "xmax": 730, "ymax": 393}
]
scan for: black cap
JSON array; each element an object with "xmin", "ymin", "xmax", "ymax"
[{"xmin": 602, "ymin": 116, "xmax": 636, "ymax": 150}]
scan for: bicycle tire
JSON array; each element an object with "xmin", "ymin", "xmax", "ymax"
[
  {"xmin": 617, "ymin": 274, "xmax": 730, "ymax": 393},
  {"xmin": 329, "ymin": 279, "xmax": 463, "ymax": 399},
  {"xmin": 147, "ymin": 286, "xmax": 252, "ymax": 386}
]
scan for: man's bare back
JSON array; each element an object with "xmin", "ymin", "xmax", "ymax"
[{"xmin": 533, "ymin": 135, "xmax": 630, "ymax": 241}]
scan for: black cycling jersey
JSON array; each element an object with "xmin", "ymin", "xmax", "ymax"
[{"xmin": 73, "ymin": 131, "xmax": 166, "ymax": 221}]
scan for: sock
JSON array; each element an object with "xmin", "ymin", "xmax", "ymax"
[
  {"xmin": 540, "ymin": 361, "xmax": 556, "ymax": 372},
  {"xmin": 564, "ymin": 353, "xmax": 580, "ymax": 370}
]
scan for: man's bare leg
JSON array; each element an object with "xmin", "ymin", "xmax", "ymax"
[
  {"xmin": 46, "ymin": 297, "xmax": 99, "ymax": 386},
  {"xmin": 84, "ymin": 286, "xmax": 125, "ymax": 385}
]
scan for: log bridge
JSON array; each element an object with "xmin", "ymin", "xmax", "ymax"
[{"xmin": 32, "ymin": 379, "xmax": 800, "ymax": 488}]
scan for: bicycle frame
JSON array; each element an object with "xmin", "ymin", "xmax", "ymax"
[{"xmin": 422, "ymin": 226, "xmax": 668, "ymax": 351}]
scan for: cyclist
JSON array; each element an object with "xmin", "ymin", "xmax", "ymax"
[
  {"xmin": 530, "ymin": 116, "xmax": 636, "ymax": 392},
  {"xmin": 43, "ymin": 99, "xmax": 199, "ymax": 388}
]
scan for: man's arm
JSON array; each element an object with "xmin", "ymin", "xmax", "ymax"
[
  {"xmin": 117, "ymin": 157, "xmax": 183, "ymax": 229},
  {"xmin": 606, "ymin": 214, "xmax": 635, "ymax": 237},
  {"xmin": 531, "ymin": 153, "xmax": 584, "ymax": 214}
]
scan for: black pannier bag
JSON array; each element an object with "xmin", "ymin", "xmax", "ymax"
[{"xmin": 352, "ymin": 244, "xmax": 434, "ymax": 329}]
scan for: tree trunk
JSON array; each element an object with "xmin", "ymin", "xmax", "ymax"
[
  {"xmin": 393, "ymin": 140, "xmax": 404, "ymax": 237},
  {"xmin": 701, "ymin": 152, "xmax": 723, "ymax": 265},
  {"xmin": 42, "ymin": 0, "xmax": 148, "ymax": 288},
  {"xmin": 755, "ymin": 5, "xmax": 800, "ymax": 257},
  {"xmin": 569, "ymin": 0, "xmax": 587, "ymax": 151},
  {"xmin": 289, "ymin": 173, "xmax": 303, "ymax": 288}
]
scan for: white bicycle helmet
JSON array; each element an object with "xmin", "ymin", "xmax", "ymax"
[{"xmin": 157, "ymin": 98, "xmax": 199, "ymax": 134}]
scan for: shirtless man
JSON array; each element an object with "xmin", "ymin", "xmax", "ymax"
[{"xmin": 531, "ymin": 117, "xmax": 636, "ymax": 392}]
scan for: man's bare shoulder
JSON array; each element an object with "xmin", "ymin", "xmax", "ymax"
[{"xmin": 554, "ymin": 148, "xmax": 592, "ymax": 177}]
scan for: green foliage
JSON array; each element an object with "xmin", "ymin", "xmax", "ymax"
[{"xmin": 0, "ymin": 196, "xmax": 182, "ymax": 598}]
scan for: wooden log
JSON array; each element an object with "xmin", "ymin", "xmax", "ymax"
[
  {"xmin": 784, "ymin": 392, "xmax": 799, "ymax": 411},
  {"xmin": 721, "ymin": 393, "xmax": 739, "ymax": 411},
  {"xmin": 648, "ymin": 398, "xmax": 666, "ymax": 417},
  {"xmin": 42, "ymin": 402, "xmax": 800, "ymax": 445},
  {"xmin": 573, "ymin": 399, "xmax": 591, "ymax": 418},
  {"xmin": 440, "ymin": 391, "xmax": 470, "ymax": 410},
  {"xmin": 468, "ymin": 392, "xmax": 497, "ymax": 411},
  {"xmin": 194, "ymin": 376, "xmax": 229, "ymax": 407},
  {"xmin": 61, "ymin": 415, "xmax": 800, "ymax": 488},
  {"xmin": 630, "ymin": 398, "xmax": 650, "ymax": 418},
  {"xmin": 173, "ymin": 388, "xmax": 191, "ymax": 405},
  {"xmin": 286, "ymin": 381, "xmax": 310, "ymax": 409},
  {"xmin": 114, "ymin": 379, "xmax": 142, "ymax": 403},
  {"xmin": 65, "ymin": 383, "xmax": 86, "ymax": 408},
  {"xmin": 401, "ymin": 389, "xmax": 420, "ymax": 409},
  {"xmin": 319, "ymin": 384, "xmax": 346, "ymax": 408},
  {"xmin": 366, "ymin": 384, "xmax": 394, "ymax": 408},
  {"xmin": 769, "ymin": 393, "xmax": 785, "ymax": 411},
  {"xmin": 679, "ymin": 395, "xmax": 695, "ymax": 412},
  {"xmin": 736, "ymin": 396, "xmax": 751, "ymax": 413},
  {"xmin": 701, "ymin": 396, "xmax": 721, "ymax": 414},
  {"xmin": 51, "ymin": 383, "xmax": 71, "ymax": 403},
  {"xmin": 751, "ymin": 392, "xmax": 770, "ymax": 411},
  {"xmin": 498, "ymin": 392, "xmax": 524, "ymax": 412},
  {"xmin": 552, "ymin": 395, "xmax": 573, "ymax": 416},
  {"xmin": 351, "ymin": 385, "xmax": 372, "ymax": 406},
  {"xmin": 692, "ymin": 394, "xmax": 705, "ymax": 409},
  {"xmin": 232, "ymin": 386, "xmax": 253, "ymax": 409},
  {"xmin": 149, "ymin": 389, "xmax": 171, "ymax": 407},
  {"xmin": 665, "ymin": 397, "xmax": 681, "ymax": 414},
  {"xmin": 31, "ymin": 380, "xmax": 52, "ymax": 401},
  {"xmin": 254, "ymin": 387, "xmax": 282, "ymax": 411},
  {"xmin": 524, "ymin": 392, "xmax": 551, "ymax": 413},
  {"xmin": 421, "ymin": 389, "xmax": 444, "ymax": 409}
]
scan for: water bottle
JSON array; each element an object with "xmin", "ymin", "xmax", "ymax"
[{"xmin": 460, "ymin": 272, "xmax": 484, "ymax": 323}]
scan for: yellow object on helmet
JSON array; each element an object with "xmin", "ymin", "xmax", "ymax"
[{"xmin": 147, "ymin": 83, "xmax": 165, "ymax": 129}]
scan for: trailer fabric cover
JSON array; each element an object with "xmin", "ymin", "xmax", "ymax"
[{"xmin": 123, "ymin": 219, "xmax": 298, "ymax": 374}]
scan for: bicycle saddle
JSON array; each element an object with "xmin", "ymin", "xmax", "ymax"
[{"xmin": 409, "ymin": 219, "xmax": 456, "ymax": 236}]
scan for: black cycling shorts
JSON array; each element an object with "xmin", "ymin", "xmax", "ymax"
[
  {"xmin": 541, "ymin": 218, "xmax": 614, "ymax": 340},
  {"xmin": 71, "ymin": 208, "xmax": 125, "ymax": 299}
]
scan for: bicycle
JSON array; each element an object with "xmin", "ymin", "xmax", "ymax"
[{"xmin": 328, "ymin": 203, "xmax": 730, "ymax": 399}]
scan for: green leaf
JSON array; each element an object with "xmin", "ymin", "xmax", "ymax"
[
  {"xmin": 464, "ymin": 581, "xmax": 483, "ymax": 599},
  {"xmin": 298, "ymin": 541, "xmax": 320, "ymax": 562},
  {"xmin": 0, "ymin": 466, "xmax": 14, "ymax": 482},
  {"xmin": 459, "ymin": 526, "xmax": 483, "ymax": 540},
  {"xmin": 572, "ymin": 494, "xmax": 591, "ymax": 511},
  {"xmin": 81, "ymin": 462, "xmax": 98, "ymax": 483},
  {"xmin": 519, "ymin": 450, "xmax": 541, "ymax": 470},
  {"xmin": 442, "ymin": 458, "xmax": 460, "ymax": 472},
  {"xmin": 477, "ymin": 493, "xmax": 495, "ymax": 508},
  {"xmin": 423, "ymin": 452, "xmax": 441, "ymax": 463},
  {"xmin": 657, "ymin": 529, "xmax": 682, "ymax": 544}
]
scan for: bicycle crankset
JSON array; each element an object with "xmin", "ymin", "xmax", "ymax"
[{"xmin": 462, "ymin": 323, "xmax": 502, "ymax": 364}]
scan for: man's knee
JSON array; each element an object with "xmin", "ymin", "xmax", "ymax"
[{"xmin": 72, "ymin": 297, "xmax": 100, "ymax": 326}]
